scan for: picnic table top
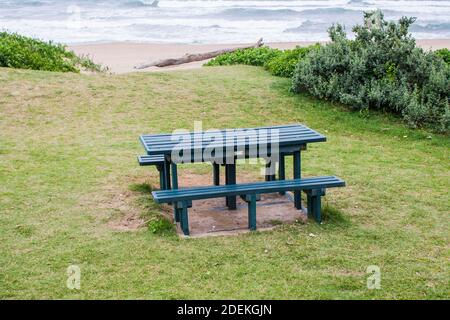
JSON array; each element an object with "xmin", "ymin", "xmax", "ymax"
[{"xmin": 140, "ymin": 124, "xmax": 326, "ymax": 156}]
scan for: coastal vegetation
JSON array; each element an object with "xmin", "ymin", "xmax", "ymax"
[
  {"xmin": 292, "ymin": 12, "xmax": 450, "ymax": 133},
  {"xmin": 435, "ymin": 48, "xmax": 450, "ymax": 65},
  {"xmin": 0, "ymin": 31, "xmax": 104, "ymax": 73},
  {"xmin": 207, "ymin": 11, "xmax": 450, "ymax": 133},
  {"xmin": 206, "ymin": 45, "xmax": 319, "ymax": 78}
]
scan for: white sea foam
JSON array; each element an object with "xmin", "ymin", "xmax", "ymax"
[{"xmin": 0, "ymin": 0, "xmax": 449, "ymax": 44}]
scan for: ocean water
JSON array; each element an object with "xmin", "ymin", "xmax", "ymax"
[{"xmin": 1, "ymin": 0, "xmax": 450, "ymax": 44}]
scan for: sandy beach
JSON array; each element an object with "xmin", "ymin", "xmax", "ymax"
[{"xmin": 69, "ymin": 39, "xmax": 450, "ymax": 74}]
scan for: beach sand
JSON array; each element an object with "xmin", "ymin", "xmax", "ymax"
[{"xmin": 69, "ymin": 39, "xmax": 450, "ymax": 74}]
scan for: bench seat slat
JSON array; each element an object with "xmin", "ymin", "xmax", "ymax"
[
  {"xmin": 154, "ymin": 176, "xmax": 341, "ymax": 198},
  {"xmin": 152, "ymin": 176, "xmax": 345, "ymax": 203},
  {"xmin": 137, "ymin": 155, "xmax": 165, "ymax": 166}
]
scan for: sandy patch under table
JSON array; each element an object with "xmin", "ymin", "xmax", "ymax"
[{"xmin": 164, "ymin": 172, "xmax": 307, "ymax": 238}]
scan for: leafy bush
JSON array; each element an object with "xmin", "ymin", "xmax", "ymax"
[
  {"xmin": 265, "ymin": 45, "xmax": 320, "ymax": 77},
  {"xmin": 292, "ymin": 11, "xmax": 450, "ymax": 132},
  {"xmin": 435, "ymin": 48, "xmax": 450, "ymax": 65},
  {"xmin": 206, "ymin": 47, "xmax": 282, "ymax": 67},
  {"xmin": 205, "ymin": 45, "xmax": 319, "ymax": 78},
  {"xmin": 0, "ymin": 31, "xmax": 104, "ymax": 73},
  {"xmin": 148, "ymin": 217, "xmax": 174, "ymax": 235}
]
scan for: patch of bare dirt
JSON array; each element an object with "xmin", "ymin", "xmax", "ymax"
[{"xmin": 100, "ymin": 188, "xmax": 146, "ymax": 232}]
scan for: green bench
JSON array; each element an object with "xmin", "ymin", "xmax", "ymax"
[
  {"xmin": 137, "ymin": 155, "xmax": 166, "ymax": 189},
  {"xmin": 152, "ymin": 176, "xmax": 345, "ymax": 236}
]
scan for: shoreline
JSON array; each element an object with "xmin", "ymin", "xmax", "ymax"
[{"xmin": 69, "ymin": 39, "xmax": 450, "ymax": 74}]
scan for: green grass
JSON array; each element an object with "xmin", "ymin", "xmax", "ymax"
[{"xmin": 0, "ymin": 66, "xmax": 448, "ymax": 299}]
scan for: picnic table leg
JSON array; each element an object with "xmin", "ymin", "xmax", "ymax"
[
  {"xmin": 225, "ymin": 163, "xmax": 237, "ymax": 210},
  {"xmin": 293, "ymin": 150, "xmax": 302, "ymax": 209},
  {"xmin": 171, "ymin": 163, "xmax": 179, "ymax": 222},
  {"xmin": 265, "ymin": 158, "xmax": 276, "ymax": 181},
  {"xmin": 247, "ymin": 194, "xmax": 257, "ymax": 231},
  {"xmin": 160, "ymin": 161, "xmax": 167, "ymax": 190},
  {"xmin": 213, "ymin": 163, "xmax": 220, "ymax": 186},
  {"xmin": 278, "ymin": 153, "xmax": 286, "ymax": 195},
  {"xmin": 225, "ymin": 164, "xmax": 229, "ymax": 207},
  {"xmin": 171, "ymin": 163, "xmax": 178, "ymax": 189},
  {"xmin": 163, "ymin": 157, "xmax": 171, "ymax": 190},
  {"xmin": 156, "ymin": 165, "xmax": 164, "ymax": 190}
]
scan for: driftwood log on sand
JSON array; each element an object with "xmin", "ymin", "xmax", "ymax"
[{"xmin": 134, "ymin": 38, "xmax": 264, "ymax": 69}]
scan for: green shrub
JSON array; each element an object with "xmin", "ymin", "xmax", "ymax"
[
  {"xmin": 265, "ymin": 45, "xmax": 320, "ymax": 77},
  {"xmin": 292, "ymin": 11, "xmax": 450, "ymax": 132},
  {"xmin": 148, "ymin": 217, "xmax": 174, "ymax": 235},
  {"xmin": 206, "ymin": 45, "xmax": 319, "ymax": 78},
  {"xmin": 206, "ymin": 47, "xmax": 282, "ymax": 67},
  {"xmin": 435, "ymin": 48, "xmax": 450, "ymax": 65},
  {"xmin": 0, "ymin": 31, "xmax": 104, "ymax": 73}
]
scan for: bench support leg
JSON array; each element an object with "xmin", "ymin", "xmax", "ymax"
[
  {"xmin": 180, "ymin": 201, "xmax": 190, "ymax": 236},
  {"xmin": 306, "ymin": 193, "xmax": 313, "ymax": 220},
  {"xmin": 247, "ymin": 194, "xmax": 257, "ymax": 231},
  {"xmin": 314, "ymin": 195, "xmax": 322, "ymax": 223},
  {"xmin": 278, "ymin": 153, "xmax": 286, "ymax": 195},
  {"xmin": 305, "ymin": 189, "xmax": 324, "ymax": 224},
  {"xmin": 293, "ymin": 150, "xmax": 301, "ymax": 209},
  {"xmin": 213, "ymin": 163, "xmax": 220, "ymax": 186},
  {"xmin": 173, "ymin": 207, "xmax": 181, "ymax": 223}
]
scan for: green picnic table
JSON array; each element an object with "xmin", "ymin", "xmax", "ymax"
[{"xmin": 138, "ymin": 124, "xmax": 345, "ymax": 235}]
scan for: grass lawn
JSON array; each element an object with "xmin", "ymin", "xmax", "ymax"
[{"xmin": 0, "ymin": 66, "xmax": 448, "ymax": 299}]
